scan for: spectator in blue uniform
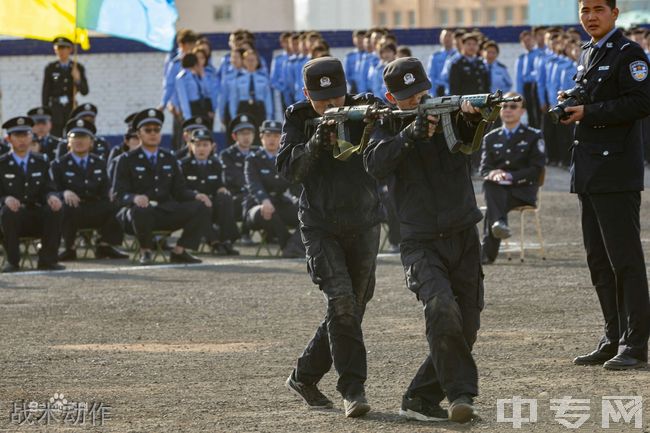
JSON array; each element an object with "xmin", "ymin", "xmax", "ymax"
[
  {"xmin": 345, "ymin": 30, "xmax": 367, "ymax": 93},
  {"xmin": 515, "ymin": 30, "xmax": 542, "ymax": 128},
  {"xmin": 370, "ymin": 42, "xmax": 397, "ymax": 102},
  {"xmin": 270, "ymin": 32, "xmax": 292, "ymax": 111},
  {"xmin": 482, "ymin": 41, "xmax": 512, "ymax": 94},
  {"xmin": 229, "ymin": 49, "xmax": 273, "ymax": 130},
  {"xmin": 427, "ymin": 28, "xmax": 457, "ymax": 96},
  {"xmin": 175, "ymin": 52, "xmax": 216, "ymax": 130}
]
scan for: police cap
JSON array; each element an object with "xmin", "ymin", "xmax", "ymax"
[{"xmin": 383, "ymin": 57, "xmax": 432, "ymax": 101}]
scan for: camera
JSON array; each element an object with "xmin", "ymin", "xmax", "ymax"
[{"xmin": 548, "ymin": 86, "xmax": 589, "ymax": 124}]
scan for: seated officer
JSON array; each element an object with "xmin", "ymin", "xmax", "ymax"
[
  {"xmin": 28, "ymin": 106, "xmax": 60, "ymax": 161},
  {"xmin": 51, "ymin": 118, "xmax": 128, "ymax": 261},
  {"xmin": 219, "ymin": 114, "xmax": 257, "ymax": 245},
  {"xmin": 0, "ymin": 116, "xmax": 64, "ymax": 272},
  {"xmin": 180, "ymin": 128, "xmax": 240, "ymax": 256},
  {"xmin": 0, "ymin": 139, "xmax": 9, "ymax": 156},
  {"xmin": 479, "ymin": 92, "xmax": 546, "ymax": 264},
  {"xmin": 55, "ymin": 103, "xmax": 110, "ymax": 160},
  {"xmin": 244, "ymin": 120, "xmax": 303, "ymax": 258},
  {"xmin": 113, "ymin": 108, "xmax": 212, "ymax": 265},
  {"xmin": 174, "ymin": 116, "xmax": 210, "ymax": 160},
  {"xmin": 107, "ymin": 113, "xmax": 140, "ymax": 184}
]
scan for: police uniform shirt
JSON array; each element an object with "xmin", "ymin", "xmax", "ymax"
[
  {"xmin": 219, "ymin": 144, "xmax": 252, "ymax": 196},
  {"xmin": 571, "ymin": 28, "xmax": 650, "ymax": 193},
  {"xmin": 42, "ymin": 61, "xmax": 89, "ymax": 106},
  {"xmin": 449, "ymin": 55, "xmax": 491, "ymax": 95},
  {"xmin": 36, "ymin": 134, "xmax": 61, "ymax": 162},
  {"xmin": 244, "ymin": 148, "xmax": 294, "ymax": 212},
  {"xmin": 180, "ymin": 155, "xmax": 226, "ymax": 197},
  {"xmin": 50, "ymin": 153, "xmax": 110, "ymax": 201},
  {"xmin": 486, "ymin": 60, "xmax": 513, "ymax": 93},
  {"xmin": 113, "ymin": 147, "xmax": 195, "ymax": 207},
  {"xmin": 479, "ymin": 124, "xmax": 546, "ymax": 204},
  {"xmin": 0, "ymin": 152, "xmax": 57, "ymax": 207}
]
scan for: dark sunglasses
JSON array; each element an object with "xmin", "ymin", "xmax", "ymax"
[{"xmin": 502, "ymin": 103, "xmax": 521, "ymax": 110}]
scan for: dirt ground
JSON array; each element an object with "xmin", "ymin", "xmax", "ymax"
[{"xmin": 1, "ymin": 167, "xmax": 650, "ymax": 433}]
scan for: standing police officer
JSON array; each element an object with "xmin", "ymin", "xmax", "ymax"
[
  {"xmin": 448, "ymin": 33, "xmax": 490, "ymax": 96},
  {"xmin": 278, "ymin": 57, "xmax": 383, "ymax": 418},
  {"xmin": 0, "ymin": 117, "xmax": 64, "ymax": 272},
  {"xmin": 113, "ymin": 108, "xmax": 212, "ymax": 265},
  {"xmin": 364, "ymin": 57, "xmax": 483, "ymax": 423},
  {"xmin": 51, "ymin": 119, "xmax": 127, "ymax": 261},
  {"xmin": 479, "ymin": 93, "xmax": 546, "ymax": 264},
  {"xmin": 42, "ymin": 37, "xmax": 89, "ymax": 137},
  {"xmin": 563, "ymin": 0, "xmax": 650, "ymax": 370}
]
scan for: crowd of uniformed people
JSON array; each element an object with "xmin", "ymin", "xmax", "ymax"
[{"xmin": 1, "ymin": 24, "xmax": 649, "ymax": 272}]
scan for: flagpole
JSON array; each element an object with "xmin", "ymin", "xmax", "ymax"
[{"xmin": 72, "ymin": 4, "xmax": 79, "ymax": 109}]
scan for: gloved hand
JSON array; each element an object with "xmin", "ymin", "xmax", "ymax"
[
  {"xmin": 307, "ymin": 121, "xmax": 337, "ymax": 153},
  {"xmin": 402, "ymin": 114, "xmax": 431, "ymax": 142}
]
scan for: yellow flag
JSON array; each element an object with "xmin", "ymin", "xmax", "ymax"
[{"xmin": 0, "ymin": 0, "xmax": 89, "ymax": 49}]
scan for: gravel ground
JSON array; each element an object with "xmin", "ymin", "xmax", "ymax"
[{"xmin": 1, "ymin": 167, "xmax": 650, "ymax": 432}]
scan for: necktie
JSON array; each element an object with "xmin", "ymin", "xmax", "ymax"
[
  {"xmin": 586, "ymin": 44, "xmax": 599, "ymax": 67},
  {"xmin": 150, "ymin": 154, "xmax": 156, "ymax": 166},
  {"xmin": 20, "ymin": 161, "xmax": 26, "ymax": 174},
  {"xmin": 248, "ymin": 74, "xmax": 256, "ymax": 105},
  {"xmin": 80, "ymin": 159, "xmax": 86, "ymax": 171}
]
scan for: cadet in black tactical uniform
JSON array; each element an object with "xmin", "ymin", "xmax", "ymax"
[
  {"xmin": 28, "ymin": 107, "xmax": 60, "ymax": 162},
  {"xmin": 180, "ymin": 128, "xmax": 240, "ymax": 256},
  {"xmin": 42, "ymin": 37, "xmax": 89, "ymax": 137},
  {"xmin": 364, "ymin": 57, "xmax": 484, "ymax": 423},
  {"xmin": 220, "ymin": 114, "xmax": 256, "ymax": 245},
  {"xmin": 279, "ymin": 57, "xmax": 383, "ymax": 418},
  {"xmin": 0, "ymin": 116, "xmax": 64, "ymax": 272},
  {"xmin": 113, "ymin": 108, "xmax": 212, "ymax": 265},
  {"xmin": 562, "ymin": 0, "xmax": 650, "ymax": 370},
  {"xmin": 244, "ymin": 120, "xmax": 303, "ymax": 258},
  {"xmin": 51, "ymin": 118, "xmax": 128, "ymax": 261},
  {"xmin": 55, "ymin": 103, "xmax": 110, "ymax": 160},
  {"xmin": 479, "ymin": 93, "xmax": 546, "ymax": 264}
]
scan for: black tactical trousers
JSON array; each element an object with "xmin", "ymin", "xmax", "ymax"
[
  {"xmin": 400, "ymin": 227, "xmax": 484, "ymax": 406},
  {"xmin": 482, "ymin": 182, "xmax": 530, "ymax": 262},
  {"xmin": 0, "ymin": 205, "xmax": 63, "ymax": 266},
  {"xmin": 246, "ymin": 201, "xmax": 298, "ymax": 248},
  {"xmin": 120, "ymin": 200, "xmax": 211, "ymax": 250},
  {"xmin": 379, "ymin": 186, "xmax": 401, "ymax": 247},
  {"xmin": 62, "ymin": 201, "xmax": 123, "ymax": 249},
  {"xmin": 206, "ymin": 191, "xmax": 240, "ymax": 244},
  {"xmin": 579, "ymin": 192, "xmax": 650, "ymax": 362},
  {"xmin": 295, "ymin": 224, "xmax": 380, "ymax": 398}
]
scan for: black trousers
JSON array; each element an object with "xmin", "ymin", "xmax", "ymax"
[
  {"xmin": 48, "ymin": 101, "xmax": 73, "ymax": 138},
  {"xmin": 543, "ymin": 112, "xmax": 559, "ymax": 164},
  {"xmin": 523, "ymin": 82, "xmax": 541, "ymax": 129},
  {"xmin": 62, "ymin": 201, "xmax": 123, "ymax": 249},
  {"xmin": 579, "ymin": 192, "xmax": 650, "ymax": 362},
  {"xmin": 295, "ymin": 224, "xmax": 380, "ymax": 398},
  {"xmin": 0, "ymin": 205, "xmax": 63, "ymax": 266},
  {"xmin": 245, "ymin": 200, "xmax": 298, "ymax": 248},
  {"xmin": 205, "ymin": 192, "xmax": 240, "ymax": 244},
  {"xmin": 119, "ymin": 200, "xmax": 211, "ymax": 250},
  {"xmin": 481, "ymin": 182, "xmax": 531, "ymax": 262},
  {"xmin": 400, "ymin": 227, "xmax": 484, "ymax": 406},
  {"xmin": 231, "ymin": 193, "xmax": 249, "ymax": 236},
  {"xmin": 171, "ymin": 113, "xmax": 184, "ymax": 152}
]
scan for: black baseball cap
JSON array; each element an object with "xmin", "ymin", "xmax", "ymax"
[
  {"xmin": 133, "ymin": 108, "xmax": 164, "ymax": 129},
  {"xmin": 2, "ymin": 116, "xmax": 34, "ymax": 134},
  {"xmin": 383, "ymin": 57, "xmax": 431, "ymax": 101},
  {"xmin": 303, "ymin": 57, "xmax": 346, "ymax": 101},
  {"xmin": 260, "ymin": 120, "xmax": 282, "ymax": 134}
]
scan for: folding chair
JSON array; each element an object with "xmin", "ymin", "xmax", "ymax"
[{"xmin": 131, "ymin": 230, "xmax": 173, "ymax": 264}]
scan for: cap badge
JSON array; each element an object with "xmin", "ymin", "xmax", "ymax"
[
  {"xmin": 17, "ymin": 118, "xmax": 25, "ymax": 125},
  {"xmin": 404, "ymin": 73, "xmax": 416, "ymax": 85},
  {"xmin": 196, "ymin": 117, "xmax": 203, "ymax": 124},
  {"xmin": 320, "ymin": 76, "xmax": 332, "ymax": 88},
  {"xmin": 84, "ymin": 104, "xmax": 91, "ymax": 110},
  {"xmin": 76, "ymin": 119, "xmax": 84, "ymax": 127},
  {"xmin": 37, "ymin": 108, "xmax": 44, "ymax": 115},
  {"xmin": 241, "ymin": 115, "xmax": 248, "ymax": 122},
  {"xmin": 148, "ymin": 109, "xmax": 156, "ymax": 117}
]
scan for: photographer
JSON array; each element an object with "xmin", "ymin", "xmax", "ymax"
[{"xmin": 559, "ymin": 0, "xmax": 650, "ymax": 370}]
